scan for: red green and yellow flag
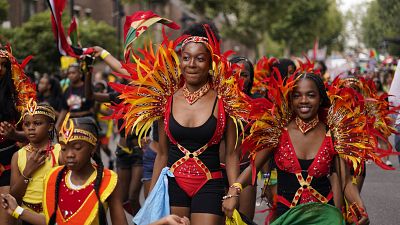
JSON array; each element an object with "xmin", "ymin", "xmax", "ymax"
[{"xmin": 123, "ymin": 11, "xmax": 180, "ymax": 61}]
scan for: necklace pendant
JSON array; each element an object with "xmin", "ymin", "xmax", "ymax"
[
  {"xmin": 295, "ymin": 116, "xmax": 319, "ymax": 134},
  {"xmin": 183, "ymin": 82, "xmax": 211, "ymax": 105}
]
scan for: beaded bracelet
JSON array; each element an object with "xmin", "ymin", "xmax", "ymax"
[
  {"xmin": 348, "ymin": 202, "xmax": 368, "ymax": 221},
  {"xmin": 100, "ymin": 50, "xmax": 110, "ymax": 59},
  {"xmin": 11, "ymin": 206, "xmax": 24, "ymax": 219},
  {"xmin": 222, "ymin": 194, "xmax": 240, "ymax": 200}
]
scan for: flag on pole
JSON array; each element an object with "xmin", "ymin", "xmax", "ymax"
[
  {"xmin": 47, "ymin": 0, "xmax": 79, "ymax": 57},
  {"xmin": 123, "ymin": 11, "xmax": 180, "ymax": 61},
  {"xmin": 68, "ymin": 16, "xmax": 80, "ymax": 48}
]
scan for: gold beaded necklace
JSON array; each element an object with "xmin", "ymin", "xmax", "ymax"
[
  {"xmin": 182, "ymin": 82, "xmax": 211, "ymax": 105},
  {"xmin": 295, "ymin": 115, "xmax": 319, "ymax": 134}
]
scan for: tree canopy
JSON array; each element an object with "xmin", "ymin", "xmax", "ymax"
[
  {"xmin": 1, "ymin": 11, "xmax": 117, "ymax": 73},
  {"xmin": 182, "ymin": 0, "xmax": 344, "ymax": 56},
  {"xmin": 0, "ymin": 0, "xmax": 8, "ymax": 23},
  {"xmin": 362, "ymin": 0, "xmax": 400, "ymax": 55}
]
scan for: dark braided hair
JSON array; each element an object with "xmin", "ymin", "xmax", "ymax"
[
  {"xmin": 48, "ymin": 116, "xmax": 106, "ymax": 225},
  {"xmin": 182, "ymin": 21, "xmax": 221, "ymax": 41},
  {"xmin": 230, "ymin": 56, "xmax": 254, "ymax": 96}
]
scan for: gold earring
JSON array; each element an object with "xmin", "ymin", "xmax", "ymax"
[{"xmin": 209, "ymin": 69, "xmax": 214, "ymax": 76}]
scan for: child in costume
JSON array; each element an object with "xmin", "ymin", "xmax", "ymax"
[
  {"xmin": 10, "ymin": 100, "xmax": 61, "ymax": 217},
  {"xmin": 1, "ymin": 114, "xmax": 128, "ymax": 225}
]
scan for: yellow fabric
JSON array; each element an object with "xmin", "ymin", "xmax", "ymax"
[
  {"xmin": 226, "ymin": 209, "xmax": 246, "ymax": 225},
  {"xmin": 18, "ymin": 143, "xmax": 61, "ymax": 205},
  {"xmin": 84, "ymin": 169, "xmax": 116, "ymax": 225},
  {"xmin": 97, "ymin": 103, "xmax": 113, "ymax": 138}
]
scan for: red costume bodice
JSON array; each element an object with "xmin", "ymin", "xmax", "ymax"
[{"xmin": 274, "ymin": 129, "xmax": 336, "ymax": 208}]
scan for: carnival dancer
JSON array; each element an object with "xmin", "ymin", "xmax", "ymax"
[
  {"xmin": 221, "ymin": 61, "xmax": 396, "ymax": 224},
  {"xmin": 219, "ymin": 56, "xmax": 258, "ymax": 222},
  {"xmin": 0, "ymin": 45, "xmax": 36, "ymax": 224},
  {"xmin": 109, "ymin": 24, "xmax": 251, "ymax": 224},
  {"xmin": 10, "ymin": 100, "xmax": 61, "ymax": 221},
  {"xmin": 1, "ymin": 114, "xmax": 128, "ymax": 225}
]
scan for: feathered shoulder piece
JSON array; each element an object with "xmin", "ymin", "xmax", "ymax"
[
  {"xmin": 251, "ymin": 56, "xmax": 278, "ymax": 96},
  {"xmin": 109, "ymin": 24, "xmax": 251, "ymax": 145},
  {"xmin": 0, "ymin": 44, "xmax": 36, "ymax": 113},
  {"xmin": 341, "ymin": 77, "xmax": 398, "ymax": 140},
  {"xmin": 202, "ymin": 25, "xmax": 252, "ymax": 130},
  {"xmin": 329, "ymin": 77, "xmax": 398, "ymax": 173},
  {"xmin": 108, "ymin": 39, "xmax": 182, "ymax": 145},
  {"xmin": 241, "ymin": 72, "xmax": 297, "ymax": 182}
]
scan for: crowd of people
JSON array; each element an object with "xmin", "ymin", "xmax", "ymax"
[{"xmin": 0, "ymin": 12, "xmax": 399, "ymax": 225}]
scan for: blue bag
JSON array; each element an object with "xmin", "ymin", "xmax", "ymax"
[{"xmin": 133, "ymin": 167, "xmax": 173, "ymax": 225}]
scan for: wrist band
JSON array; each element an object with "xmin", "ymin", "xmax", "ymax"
[
  {"xmin": 100, "ymin": 50, "xmax": 110, "ymax": 59},
  {"xmin": 222, "ymin": 194, "xmax": 240, "ymax": 200},
  {"xmin": 12, "ymin": 206, "xmax": 24, "ymax": 219}
]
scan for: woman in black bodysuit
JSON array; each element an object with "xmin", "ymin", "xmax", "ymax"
[{"xmin": 153, "ymin": 24, "xmax": 240, "ymax": 225}]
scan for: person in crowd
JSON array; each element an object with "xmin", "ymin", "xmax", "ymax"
[
  {"xmin": 10, "ymin": 100, "xmax": 61, "ymax": 223},
  {"xmin": 218, "ymin": 56, "xmax": 258, "ymax": 221},
  {"xmin": 373, "ymin": 78, "xmax": 392, "ymax": 167},
  {"xmin": 271, "ymin": 58, "xmax": 297, "ymax": 80},
  {"xmin": 142, "ymin": 122, "xmax": 159, "ymax": 198},
  {"xmin": 93, "ymin": 80, "xmax": 114, "ymax": 169},
  {"xmin": 37, "ymin": 74, "xmax": 64, "ymax": 117},
  {"xmin": 389, "ymin": 60, "xmax": 400, "ymax": 165},
  {"xmin": 222, "ymin": 69, "xmax": 382, "ymax": 225},
  {"xmin": 1, "ymin": 115, "xmax": 128, "ymax": 225},
  {"xmin": 56, "ymin": 63, "xmax": 95, "ymax": 130},
  {"xmin": 0, "ymin": 45, "xmax": 35, "ymax": 224},
  {"xmin": 111, "ymin": 23, "xmax": 250, "ymax": 225}
]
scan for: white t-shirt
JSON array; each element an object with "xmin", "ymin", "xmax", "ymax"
[{"xmin": 389, "ymin": 60, "xmax": 400, "ymax": 125}]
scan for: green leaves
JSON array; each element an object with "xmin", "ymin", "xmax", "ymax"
[
  {"xmin": 182, "ymin": 0, "xmax": 343, "ymax": 56},
  {"xmin": 362, "ymin": 0, "xmax": 400, "ymax": 55},
  {"xmin": 0, "ymin": 0, "xmax": 8, "ymax": 23},
  {"xmin": 1, "ymin": 11, "xmax": 117, "ymax": 73}
]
